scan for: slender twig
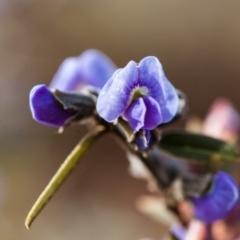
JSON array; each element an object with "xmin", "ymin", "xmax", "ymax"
[{"xmin": 111, "ymin": 120, "xmax": 170, "ymax": 190}]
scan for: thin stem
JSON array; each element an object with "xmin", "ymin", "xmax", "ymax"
[
  {"xmin": 111, "ymin": 121, "xmax": 168, "ymax": 190},
  {"xmin": 25, "ymin": 125, "xmax": 106, "ymax": 229}
]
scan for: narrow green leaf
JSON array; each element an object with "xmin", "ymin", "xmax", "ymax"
[
  {"xmin": 158, "ymin": 130, "xmax": 239, "ymax": 161},
  {"xmin": 25, "ymin": 126, "xmax": 105, "ymax": 229}
]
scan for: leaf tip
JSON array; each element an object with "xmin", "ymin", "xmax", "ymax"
[{"xmin": 25, "ymin": 217, "xmax": 32, "ymax": 230}]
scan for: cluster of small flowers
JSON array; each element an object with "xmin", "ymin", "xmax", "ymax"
[{"xmin": 29, "ymin": 50, "xmax": 240, "ymax": 239}]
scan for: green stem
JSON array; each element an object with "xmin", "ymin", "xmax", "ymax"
[{"xmin": 25, "ymin": 126, "xmax": 106, "ymax": 229}]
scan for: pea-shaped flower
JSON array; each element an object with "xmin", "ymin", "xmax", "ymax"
[
  {"xmin": 192, "ymin": 171, "xmax": 239, "ymax": 223},
  {"xmin": 96, "ymin": 57, "xmax": 179, "ymax": 131},
  {"xmin": 30, "ymin": 49, "xmax": 116, "ymax": 127},
  {"xmin": 50, "ymin": 49, "xmax": 116, "ymax": 92}
]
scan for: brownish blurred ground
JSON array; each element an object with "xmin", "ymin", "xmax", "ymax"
[{"xmin": 1, "ymin": 0, "xmax": 240, "ymax": 239}]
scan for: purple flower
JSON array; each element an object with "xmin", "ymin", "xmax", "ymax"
[
  {"xmin": 30, "ymin": 49, "xmax": 116, "ymax": 127},
  {"xmin": 50, "ymin": 49, "xmax": 117, "ymax": 92},
  {"xmin": 169, "ymin": 224, "xmax": 186, "ymax": 240},
  {"xmin": 96, "ymin": 57, "xmax": 179, "ymax": 131},
  {"xmin": 192, "ymin": 171, "xmax": 239, "ymax": 223}
]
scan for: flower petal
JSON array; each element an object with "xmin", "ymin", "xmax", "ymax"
[
  {"xmin": 78, "ymin": 49, "xmax": 117, "ymax": 89},
  {"xmin": 192, "ymin": 171, "xmax": 239, "ymax": 223},
  {"xmin": 170, "ymin": 224, "xmax": 186, "ymax": 240},
  {"xmin": 50, "ymin": 57, "xmax": 80, "ymax": 92},
  {"xmin": 143, "ymin": 96, "xmax": 162, "ymax": 129},
  {"xmin": 123, "ymin": 98, "xmax": 146, "ymax": 131},
  {"xmin": 29, "ymin": 85, "xmax": 77, "ymax": 127},
  {"xmin": 50, "ymin": 49, "xmax": 117, "ymax": 92},
  {"xmin": 97, "ymin": 61, "xmax": 138, "ymax": 122},
  {"xmin": 138, "ymin": 56, "xmax": 179, "ymax": 123},
  {"xmin": 202, "ymin": 98, "xmax": 240, "ymax": 142},
  {"xmin": 124, "ymin": 96, "xmax": 162, "ymax": 131}
]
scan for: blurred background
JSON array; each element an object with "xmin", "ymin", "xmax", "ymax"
[{"xmin": 1, "ymin": 0, "xmax": 240, "ymax": 239}]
